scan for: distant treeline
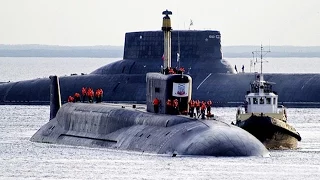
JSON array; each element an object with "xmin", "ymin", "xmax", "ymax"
[
  {"xmin": 0, "ymin": 45, "xmax": 123, "ymax": 58},
  {"xmin": 222, "ymin": 45, "xmax": 320, "ymax": 58},
  {"xmin": 0, "ymin": 44, "xmax": 319, "ymax": 58}
]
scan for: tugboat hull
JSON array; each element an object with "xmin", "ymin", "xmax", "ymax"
[{"xmin": 235, "ymin": 115, "xmax": 301, "ymax": 149}]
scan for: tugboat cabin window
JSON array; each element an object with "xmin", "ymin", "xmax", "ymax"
[
  {"xmin": 266, "ymin": 98, "xmax": 271, "ymax": 104},
  {"xmin": 273, "ymin": 98, "xmax": 276, "ymax": 104},
  {"xmin": 253, "ymin": 98, "xmax": 258, "ymax": 104},
  {"xmin": 260, "ymin": 97, "xmax": 264, "ymax": 104},
  {"xmin": 248, "ymin": 98, "xmax": 251, "ymax": 104}
]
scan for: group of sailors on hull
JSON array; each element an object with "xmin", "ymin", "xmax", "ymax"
[
  {"xmin": 162, "ymin": 66, "xmax": 185, "ymax": 75},
  {"xmin": 188, "ymin": 99, "xmax": 213, "ymax": 119},
  {"xmin": 67, "ymin": 87, "xmax": 104, "ymax": 103},
  {"xmin": 153, "ymin": 97, "xmax": 214, "ymax": 119}
]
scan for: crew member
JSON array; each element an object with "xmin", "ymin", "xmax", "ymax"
[
  {"xmin": 81, "ymin": 87, "xmax": 87, "ymax": 102},
  {"xmin": 166, "ymin": 99, "xmax": 172, "ymax": 114},
  {"xmin": 178, "ymin": 67, "xmax": 185, "ymax": 74},
  {"xmin": 153, "ymin": 98, "xmax": 160, "ymax": 113},
  {"xmin": 168, "ymin": 67, "xmax": 175, "ymax": 74},
  {"xmin": 87, "ymin": 88, "xmax": 94, "ymax": 103},
  {"xmin": 244, "ymin": 99, "xmax": 248, "ymax": 113},
  {"xmin": 206, "ymin": 99, "xmax": 212, "ymax": 116},
  {"xmin": 200, "ymin": 102, "xmax": 206, "ymax": 119},
  {"xmin": 67, "ymin": 96, "xmax": 74, "ymax": 103},
  {"xmin": 74, "ymin": 93, "xmax": 81, "ymax": 102},
  {"xmin": 189, "ymin": 99, "xmax": 195, "ymax": 118},
  {"xmin": 173, "ymin": 99, "xmax": 179, "ymax": 115},
  {"xmin": 195, "ymin": 100, "xmax": 200, "ymax": 117},
  {"xmin": 99, "ymin": 88, "xmax": 103, "ymax": 102},
  {"xmin": 95, "ymin": 88, "xmax": 103, "ymax": 103}
]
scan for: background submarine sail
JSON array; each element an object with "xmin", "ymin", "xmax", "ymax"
[{"xmin": 1, "ymin": 11, "xmax": 320, "ymax": 107}]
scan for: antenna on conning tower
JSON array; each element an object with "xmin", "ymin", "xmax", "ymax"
[
  {"xmin": 177, "ymin": 29, "xmax": 181, "ymax": 68},
  {"xmin": 162, "ymin": 9, "xmax": 173, "ymax": 70},
  {"xmin": 176, "ymin": 7, "xmax": 181, "ymax": 69}
]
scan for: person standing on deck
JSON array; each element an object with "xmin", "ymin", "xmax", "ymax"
[
  {"xmin": 153, "ymin": 98, "xmax": 160, "ymax": 113},
  {"xmin": 206, "ymin": 100, "xmax": 212, "ymax": 116},
  {"xmin": 81, "ymin": 87, "xmax": 87, "ymax": 102},
  {"xmin": 166, "ymin": 99, "xmax": 172, "ymax": 114}
]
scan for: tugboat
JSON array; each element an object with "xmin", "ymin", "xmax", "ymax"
[{"xmin": 232, "ymin": 46, "xmax": 301, "ymax": 149}]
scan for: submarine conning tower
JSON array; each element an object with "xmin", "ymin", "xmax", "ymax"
[{"xmin": 146, "ymin": 10, "xmax": 192, "ymax": 115}]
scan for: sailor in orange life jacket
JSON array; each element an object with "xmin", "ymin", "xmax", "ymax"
[
  {"xmin": 173, "ymin": 99, "xmax": 179, "ymax": 115},
  {"xmin": 87, "ymin": 88, "xmax": 94, "ymax": 103},
  {"xmin": 178, "ymin": 67, "xmax": 185, "ymax": 74},
  {"xmin": 99, "ymin": 88, "xmax": 103, "ymax": 101},
  {"xmin": 166, "ymin": 99, "xmax": 172, "ymax": 114},
  {"xmin": 74, "ymin": 92, "xmax": 81, "ymax": 102},
  {"xmin": 189, "ymin": 99, "xmax": 195, "ymax": 118},
  {"xmin": 81, "ymin": 87, "xmax": 87, "ymax": 102},
  {"xmin": 153, "ymin": 98, "xmax": 160, "ymax": 113},
  {"xmin": 200, "ymin": 102, "xmax": 206, "ymax": 119},
  {"xmin": 67, "ymin": 96, "xmax": 74, "ymax": 103},
  {"xmin": 168, "ymin": 67, "xmax": 175, "ymax": 74},
  {"xmin": 95, "ymin": 88, "xmax": 104, "ymax": 103},
  {"xmin": 195, "ymin": 100, "xmax": 201, "ymax": 117}
]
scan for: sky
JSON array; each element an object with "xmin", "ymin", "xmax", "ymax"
[{"xmin": 0, "ymin": 0, "xmax": 319, "ymax": 46}]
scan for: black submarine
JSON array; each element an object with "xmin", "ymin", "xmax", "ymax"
[
  {"xmin": 31, "ymin": 11, "xmax": 268, "ymax": 157},
  {"xmin": 1, "ymin": 11, "xmax": 320, "ymax": 107}
]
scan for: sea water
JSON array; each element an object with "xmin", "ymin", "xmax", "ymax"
[{"xmin": 0, "ymin": 57, "xmax": 320, "ymax": 179}]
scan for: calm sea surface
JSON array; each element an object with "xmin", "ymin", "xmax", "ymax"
[{"xmin": 0, "ymin": 57, "xmax": 320, "ymax": 179}]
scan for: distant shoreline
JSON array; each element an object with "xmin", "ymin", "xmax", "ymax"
[{"xmin": 1, "ymin": 44, "xmax": 319, "ymax": 58}]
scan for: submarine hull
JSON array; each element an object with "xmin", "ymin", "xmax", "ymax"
[
  {"xmin": 2, "ymin": 72, "xmax": 320, "ymax": 107},
  {"xmin": 31, "ymin": 103, "xmax": 268, "ymax": 157}
]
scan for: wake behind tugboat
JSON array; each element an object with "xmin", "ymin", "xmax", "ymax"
[{"xmin": 232, "ymin": 46, "xmax": 301, "ymax": 149}]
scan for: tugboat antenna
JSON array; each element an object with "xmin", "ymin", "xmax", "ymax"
[
  {"xmin": 260, "ymin": 45, "xmax": 263, "ymax": 76},
  {"xmin": 252, "ymin": 44, "xmax": 271, "ymax": 77}
]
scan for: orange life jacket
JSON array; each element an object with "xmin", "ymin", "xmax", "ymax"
[
  {"xmin": 166, "ymin": 100, "xmax": 172, "ymax": 106},
  {"xmin": 81, "ymin": 87, "xmax": 86, "ymax": 96},
  {"xmin": 201, "ymin": 104, "xmax": 206, "ymax": 110},
  {"xmin": 153, "ymin": 98, "xmax": 160, "ymax": 105},
  {"xmin": 190, "ymin": 101, "xmax": 195, "ymax": 107},
  {"xmin": 173, "ymin": 101, "xmax": 178, "ymax": 107},
  {"xmin": 196, "ymin": 101, "xmax": 200, "ymax": 107}
]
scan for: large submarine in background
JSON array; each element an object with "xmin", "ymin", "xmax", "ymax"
[
  {"xmin": 31, "ymin": 11, "xmax": 268, "ymax": 156},
  {"xmin": 1, "ymin": 10, "xmax": 320, "ymax": 107}
]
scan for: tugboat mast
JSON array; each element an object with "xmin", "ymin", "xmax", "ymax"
[{"xmin": 252, "ymin": 45, "xmax": 271, "ymax": 78}]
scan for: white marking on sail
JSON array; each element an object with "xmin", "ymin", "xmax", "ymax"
[
  {"xmin": 197, "ymin": 73, "xmax": 212, "ymax": 90},
  {"xmin": 301, "ymin": 75, "xmax": 316, "ymax": 90}
]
